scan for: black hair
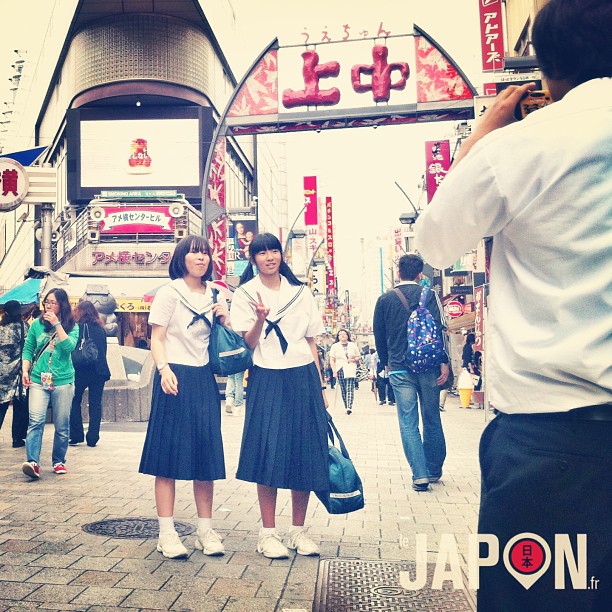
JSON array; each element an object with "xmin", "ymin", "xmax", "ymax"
[
  {"xmin": 42, "ymin": 288, "xmax": 75, "ymax": 333},
  {"xmin": 239, "ymin": 232, "xmax": 303, "ymax": 286},
  {"xmin": 532, "ymin": 0, "xmax": 612, "ymax": 86},
  {"xmin": 1, "ymin": 300, "xmax": 22, "ymax": 325},
  {"xmin": 466, "ymin": 333, "xmax": 475, "ymax": 344},
  {"xmin": 398, "ymin": 254, "xmax": 424, "ymax": 281},
  {"xmin": 336, "ymin": 328, "xmax": 352, "ymax": 342},
  {"xmin": 168, "ymin": 234, "xmax": 213, "ymax": 281},
  {"xmin": 75, "ymin": 300, "xmax": 104, "ymax": 327}
]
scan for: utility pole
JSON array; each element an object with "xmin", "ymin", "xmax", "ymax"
[{"xmin": 40, "ymin": 202, "xmax": 54, "ymax": 268}]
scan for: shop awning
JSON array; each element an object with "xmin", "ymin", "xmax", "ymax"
[
  {"xmin": 0, "ymin": 278, "xmax": 43, "ymax": 305},
  {"xmin": 447, "ymin": 312, "xmax": 476, "ymax": 332},
  {"xmin": 0, "ymin": 146, "xmax": 47, "ymax": 167}
]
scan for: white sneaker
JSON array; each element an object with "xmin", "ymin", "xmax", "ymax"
[
  {"xmin": 233, "ymin": 405, "xmax": 244, "ymax": 417},
  {"xmin": 194, "ymin": 528, "xmax": 225, "ymax": 556},
  {"xmin": 156, "ymin": 531, "xmax": 188, "ymax": 559},
  {"xmin": 287, "ymin": 529, "xmax": 320, "ymax": 556},
  {"xmin": 257, "ymin": 530, "xmax": 289, "ymax": 559}
]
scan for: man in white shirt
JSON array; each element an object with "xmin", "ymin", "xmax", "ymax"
[{"xmin": 415, "ymin": 0, "xmax": 611, "ymax": 609}]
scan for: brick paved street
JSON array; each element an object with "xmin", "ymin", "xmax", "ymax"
[{"xmin": 0, "ymin": 387, "xmax": 489, "ymax": 611}]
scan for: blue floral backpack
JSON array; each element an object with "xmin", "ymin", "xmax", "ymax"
[{"xmin": 394, "ymin": 287, "xmax": 446, "ymax": 373}]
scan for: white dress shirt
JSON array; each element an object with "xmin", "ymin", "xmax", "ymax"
[{"xmin": 415, "ymin": 78, "xmax": 612, "ymax": 414}]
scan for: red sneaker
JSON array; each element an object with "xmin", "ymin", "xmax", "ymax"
[
  {"xmin": 22, "ymin": 461, "xmax": 41, "ymax": 479},
  {"xmin": 53, "ymin": 462, "xmax": 67, "ymax": 475}
]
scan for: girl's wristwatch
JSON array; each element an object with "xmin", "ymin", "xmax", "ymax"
[{"xmin": 157, "ymin": 362, "xmax": 168, "ymax": 371}]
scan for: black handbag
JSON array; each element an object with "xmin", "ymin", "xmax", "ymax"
[
  {"xmin": 316, "ymin": 412, "xmax": 365, "ymax": 515},
  {"xmin": 72, "ymin": 323, "xmax": 98, "ymax": 368},
  {"xmin": 208, "ymin": 289, "xmax": 253, "ymax": 377}
]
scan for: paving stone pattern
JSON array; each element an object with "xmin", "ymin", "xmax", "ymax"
[{"xmin": 0, "ymin": 389, "xmax": 488, "ymax": 610}]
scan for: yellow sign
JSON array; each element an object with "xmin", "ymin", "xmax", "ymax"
[{"xmin": 67, "ymin": 297, "xmax": 151, "ymax": 312}]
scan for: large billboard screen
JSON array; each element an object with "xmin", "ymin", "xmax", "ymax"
[{"xmin": 67, "ymin": 106, "xmax": 214, "ymax": 203}]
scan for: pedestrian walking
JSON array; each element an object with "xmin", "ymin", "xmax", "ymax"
[
  {"xmin": 329, "ymin": 329, "xmax": 361, "ymax": 414},
  {"xmin": 415, "ymin": 1, "xmax": 612, "ymax": 607},
  {"xmin": 21, "ymin": 288, "xmax": 79, "ymax": 479},
  {"xmin": 230, "ymin": 232, "xmax": 329, "ymax": 559},
  {"xmin": 373, "ymin": 254, "xmax": 450, "ymax": 491},
  {"xmin": 139, "ymin": 235, "xmax": 228, "ymax": 559},
  {"xmin": 69, "ymin": 300, "xmax": 111, "ymax": 447},
  {"xmin": 224, "ymin": 369, "xmax": 245, "ymax": 417},
  {"xmin": 0, "ymin": 300, "xmax": 29, "ymax": 447}
]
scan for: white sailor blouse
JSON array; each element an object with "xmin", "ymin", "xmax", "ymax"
[
  {"xmin": 230, "ymin": 276, "xmax": 325, "ymax": 369},
  {"xmin": 149, "ymin": 279, "xmax": 224, "ymax": 367}
]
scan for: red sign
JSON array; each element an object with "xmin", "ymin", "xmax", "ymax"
[
  {"xmin": 325, "ymin": 197, "xmax": 337, "ymax": 308},
  {"xmin": 304, "ymin": 176, "xmax": 318, "ymax": 226},
  {"xmin": 425, "ymin": 140, "xmax": 451, "ymax": 203},
  {"xmin": 97, "ymin": 206, "xmax": 176, "ymax": 234},
  {"xmin": 446, "ymin": 300, "xmax": 464, "ymax": 318},
  {"xmin": 483, "ymin": 82, "xmax": 497, "ymax": 96},
  {"xmin": 474, "ymin": 285, "xmax": 485, "ymax": 351},
  {"xmin": 478, "ymin": 0, "xmax": 505, "ymax": 72}
]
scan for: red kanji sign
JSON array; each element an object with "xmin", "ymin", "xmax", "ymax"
[{"xmin": 0, "ymin": 158, "xmax": 29, "ymax": 212}]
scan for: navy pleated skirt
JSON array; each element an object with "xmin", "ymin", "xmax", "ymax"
[
  {"xmin": 236, "ymin": 362, "xmax": 329, "ymax": 492},
  {"xmin": 139, "ymin": 363, "xmax": 225, "ymax": 481}
]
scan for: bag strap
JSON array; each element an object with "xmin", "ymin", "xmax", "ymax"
[
  {"xmin": 31, "ymin": 331, "xmax": 57, "ymax": 368},
  {"xmin": 393, "ymin": 288, "xmax": 411, "ymax": 311},
  {"xmin": 418, "ymin": 286, "xmax": 430, "ymax": 308},
  {"xmin": 325, "ymin": 412, "xmax": 351, "ymax": 460},
  {"xmin": 83, "ymin": 323, "xmax": 90, "ymax": 340}
]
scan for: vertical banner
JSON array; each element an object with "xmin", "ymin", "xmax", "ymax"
[
  {"xmin": 474, "ymin": 285, "xmax": 485, "ymax": 351},
  {"xmin": 325, "ymin": 197, "xmax": 337, "ymax": 309},
  {"xmin": 303, "ymin": 176, "xmax": 318, "ymax": 226},
  {"xmin": 425, "ymin": 140, "xmax": 451, "ymax": 203},
  {"xmin": 478, "ymin": 0, "xmax": 505, "ymax": 72}
]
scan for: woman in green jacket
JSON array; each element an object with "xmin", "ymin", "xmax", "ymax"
[{"xmin": 21, "ymin": 288, "xmax": 79, "ymax": 479}]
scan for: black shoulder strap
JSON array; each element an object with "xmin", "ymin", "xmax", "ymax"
[{"xmin": 393, "ymin": 288, "xmax": 411, "ymax": 311}]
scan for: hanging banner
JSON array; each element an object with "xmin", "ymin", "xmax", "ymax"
[
  {"xmin": 425, "ymin": 140, "xmax": 451, "ymax": 203},
  {"xmin": 478, "ymin": 0, "xmax": 505, "ymax": 72},
  {"xmin": 325, "ymin": 197, "xmax": 337, "ymax": 307},
  {"xmin": 474, "ymin": 285, "xmax": 485, "ymax": 351},
  {"xmin": 304, "ymin": 175, "xmax": 318, "ymax": 226}
]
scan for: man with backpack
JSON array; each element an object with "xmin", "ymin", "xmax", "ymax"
[{"xmin": 373, "ymin": 254, "xmax": 450, "ymax": 491}]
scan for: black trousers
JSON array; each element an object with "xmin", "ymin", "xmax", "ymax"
[
  {"xmin": 376, "ymin": 376, "xmax": 395, "ymax": 403},
  {"xmin": 0, "ymin": 395, "xmax": 29, "ymax": 442},
  {"xmin": 478, "ymin": 412, "xmax": 612, "ymax": 612},
  {"xmin": 70, "ymin": 373, "xmax": 107, "ymax": 445}
]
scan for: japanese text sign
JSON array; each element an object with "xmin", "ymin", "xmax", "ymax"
[
  {"xmin": 474, "ymin": 285, "xmax": 485, "ymax": 351},
  {"xmin": 0, "ymin": 159, "xmax": 29, "ymax": 213},
  {"xmin": 98, "ymin": 206, "xmax": 175, "ymax": 234},
  {"xmin": 425, "ymin": 140, "xmax": 451, "ymax": 203},
  {"xmin": 304, "ymin": 176, "xmax": 318, "ymax": 226},
  {"xmin": 479, "ymin": 0, "xmax": 505, "ymax": 72}
]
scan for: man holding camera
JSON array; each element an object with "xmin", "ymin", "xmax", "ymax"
[{"xmin": 415, "ymin": 0, "xmax": 611, "ymax": 610}]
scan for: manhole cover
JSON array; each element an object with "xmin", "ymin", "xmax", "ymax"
[
  {"xmin": 314, "ymin": 558, "xmax": 476, "ymax": 611},
  {"xmin": 82, "ymin": 518, "xmax": 195, "ymax": 539}
]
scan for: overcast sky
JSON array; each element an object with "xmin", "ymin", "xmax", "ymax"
[{"xmin": 1, "ymin": 0, "xmax": 485, "ymax": 298}]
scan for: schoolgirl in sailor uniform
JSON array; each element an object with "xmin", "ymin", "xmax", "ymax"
[
  {"xmin": 139, "ymin": 235, "xmax": 228, "ymax": 560},
  {"xmin": 230, "ymin": 233, "xmax": 329, "ymax": 559}
]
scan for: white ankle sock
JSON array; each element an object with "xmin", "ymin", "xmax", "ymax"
[
  {"xmin": 260, "ymin": 527, "xmax": 276, "ymax": 535},
  {"xmin": 158, "ymin": 516, "xmax": 175, "ymax": 535},
  {"xmin": 198, "ymin": 517, "xmax": 212, "ymax": 532}
]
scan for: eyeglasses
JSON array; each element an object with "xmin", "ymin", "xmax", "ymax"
[{"xmin": 44, "ymin": 300, "xmax": 58, "ymax": 306}]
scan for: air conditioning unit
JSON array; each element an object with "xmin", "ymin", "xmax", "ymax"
[
  {"xmin": 175, "ymin": 227, "xmax": 188, "ymax": 240},
  {"xmin": 87, "ymin": 229, "xmax": 100, "ymax": 243}
]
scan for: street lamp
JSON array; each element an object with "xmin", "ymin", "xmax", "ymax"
[
  {"xmin": 395, "ymin": 181, "xmax": 420, "ymax": 223},
  {"xmin": 283, "ymin": 204, "xmax": 307, "ymax": 257}
]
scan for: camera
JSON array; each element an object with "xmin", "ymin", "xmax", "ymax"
[{"xmin": 514, "ymin": 90, "xmax": 553, "ymax": 120}]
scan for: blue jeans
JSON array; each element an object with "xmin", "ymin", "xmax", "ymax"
[
  {"xmin": 226, "ymin": 371, "xmax": 245, "ymax": 407},
  {"xmin": 26, "ymin": 383, "xmax": 74, "ymax": 466},
  {"xmin": 389, "ymin": 369, "xmax": 446, "ymax": 481}
]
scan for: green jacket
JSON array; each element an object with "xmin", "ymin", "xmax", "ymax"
[{"xmin": 23, "ymin": 319, "xmax": 79, "ymax": 386}]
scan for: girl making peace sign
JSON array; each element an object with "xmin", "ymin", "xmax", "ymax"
[{"xmin": 230, "ymin": 233, "xmax": 329, "ymax": 559}]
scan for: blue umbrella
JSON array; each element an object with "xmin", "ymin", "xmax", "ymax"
[{"xmin": 0, "ymin": 278, "xmax": 43, "ymax": 305}]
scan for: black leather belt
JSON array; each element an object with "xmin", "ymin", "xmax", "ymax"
[{"xmin": 516, "ymin": 404, "xmax": 612, "ymax": 422}]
